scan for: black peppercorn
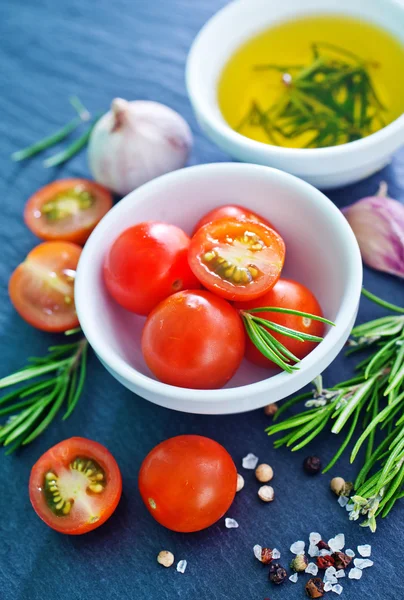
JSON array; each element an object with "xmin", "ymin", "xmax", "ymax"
[
  {"xmin": 303, "ymin": 456, "xmax": 322, "ymax": 475},
  {"xmin": 268, "ymin": 563, "xmax": 287, "ymax": 585},
  {"xmin": 261, "ymin": 548, "xmax": 273, "ymax": 565},
  {"xmin": 332, "ymin": 551, "xmax": 352, "ymax": 569},
  {"xmin": 305, "ymin": 577, "xmax": 325, "ymax": 598}
]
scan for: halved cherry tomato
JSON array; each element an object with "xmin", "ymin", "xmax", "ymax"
[
  {"xmin": 104, "ymin": 222, "xmax": 201, "ymax": 316},
  {"xmin": 188, "ymin": 218, "xmax": 285, "ymax": 301},
  {"xmin": 9, "ymin": 241, "xmax": 81, "ymax": 332},
  {"xmin": 141, "ymin": 290, "xmax": 245, "ymax": 389},
  {"xmin": 24, "ymin": 179, "xmax": 113, "ymax": 245},
  {"xmin": 193, "ymin": 204, "xmax": 274, "ymax": 234},
  {"xmin": 235, "ymin": 278, "xmax": 325, "ymax": 368},
  {"xmin": 138, "ymin": 435, "xmax": 237, "ymax": 532},
  {"xmin": 29, "ymin": 437, "xmax": 122, "ymax": 535}
]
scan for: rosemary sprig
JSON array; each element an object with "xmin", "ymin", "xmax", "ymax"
[
  {"xmin": 44, "ymin": 113, "xmax": 102, "ymax": 168},
  {"xmin": 266, "ymin": 289, "xmax": 404, "ymax": 531},
  {"xmin": 240, "ymin": 307, "xmax": 334, "ymax": 373},
  {"xmin": 239, "ymin": 43, "xmax": 387, "ymax": 148},
  {"xmin": 11, "ymin": 96, "xmax": 91, "ymax": 162},
  {"xmin": 0, "ymin": 334, "xmax": 89, "ymax": 454}
]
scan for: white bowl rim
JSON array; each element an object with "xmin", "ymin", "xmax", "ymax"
[
  {"xmin": 185, "ymin": 0, "xmax": 404, "ymax": 162},
  {"xmin": 75, "ymin": 163, "xmax": 363, "ymax": 403}
]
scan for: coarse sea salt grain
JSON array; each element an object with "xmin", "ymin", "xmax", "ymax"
[
  {"xmin": 357, "ymin": 544, "xmax": 371, "ymax": 557},
  {"xmin": 345, "ymin": 549, "xmax": 355, "ymax": 558},
  {"xmin": 354, "ymin": 558, "xmax": 374, "ymax": 569},
  {"xmin": 338, "ymin": 496, "xmax": 349, "ymax": 507},
  {"xmin": 328, "ymin": 534, "xmax": 345, "ymax": 552},
  {"xmin": 346, "ymin": 504, "xmax": 354, "ymax": 512},
  {"xmin": 324, "ymin": 582, "xmax": 333, "ymax": 592},
  {"xmin": 290, "ymin": 540, "xmax": 305, "ymax": 554},
  {"xmin": 324, "ymin": 567, "xmax": 337, "ymax": 584},
  {"xmin": 348, "ymin": 567, "xmax": 363, "ymax": 580},
  {"xmin": 177, "ymin": 560, "xmax": 187, "ymax": 573},
  {"xmin": 242, "ymin": 453, "xmax": 259, "ymax": 469},
  {"xmin": 253, "ymin": 545, "xmax": 262, "ymax": 561},
  {"xmin": 289, "ymin": 573, "xmax": 298, "ymax": 583},
  {"xmin": 332, "ymin": 584, "xmax": 343, "ymax": 595},
  {"xmin": 335, "ymin": 570, "xmax": 345, "ymax": 579},
  {"xmin": 309, "ymin": 532, "xmax": 322, "ymax": 545},
  {"xmin": 305, "ymin": 562, "xmax": 318, "ymax": 576},
  {"xmin": 320, "ymin": 549, "xmax": 332, "ymax": 556},
  {"xmin": 225, "ymin": 518, "xmax": 239, "ymax": 529},
  {"xmin": 272, "ymin": 548, "xmax": 281, "ymax": 559}
]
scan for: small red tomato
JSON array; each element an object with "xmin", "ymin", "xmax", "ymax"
[
  {"xmin": 24, "ymin": 179, "xmax": 113, "ymax": 245},
  {"xmin": 235, "ymin": 279, "xmax": 324, "ymax": 368},
  {"xmin": 188, "ymin": 218, "xmax": 285, "ymax": 301},
  {"xmin": 141, "ymin": 290, "xmax": 245, "ymax": 389},
  {"xmin": 193, "ymin": 204, "xmax": 274, "ymax": 234},
  {"xmin": 29, "ymin": 437, "xmax": 122, "ymax": 535},
  {"xmin": 138, "ymin": 435, "xmax": 237, "ymax": 532},
  {"xmin": 9, "ymin": 241, "xmax": 82, "ymax": 332},
  {"xmin": 104, "ymin": 222, "xmax": 201, "ymax": 316}
]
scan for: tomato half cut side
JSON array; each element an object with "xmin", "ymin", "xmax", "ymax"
[
  {"xmin": 29, "ymin": 437, "xmax": 122, "ymax": 535},
  {"xmin": 192, "ymin": 204, "xmax": 275, "ymax": 234},
  {"xmin": 9, "ymin": 241, "xmax": 82, "ymax": 332},
  {"xmin": 188, "ymin": 218, "xmax": 285, "ymax": 301},
  {"xmin": 24, "ymin": 178, "xmax": 113, "ymax": 245}
]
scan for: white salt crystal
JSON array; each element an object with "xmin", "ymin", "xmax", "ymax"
[
  {"xmin": 290, "ymin": 540, "xmax": 305, "ymax": 554},
  {"xmin": 324, "ymin": 582, "xmax": 333, "ymax": 592},
  {"xmin": 289, "ymin": 573, "xmax": 298, "ymax": 583},
  {"xmin": 309, "ymin": 543, "xmax": 320, "ymax": 557},
  {"xmin": 253, "ymin": 544, "xmax": 262, "ymax": 561},
  {"xmin": 335, "ymin": 570, "xmax": 345, "ymax": 578},
  {"xmin": 324, "ymin": 575, "xmax": 338, "ymax": 585},
  {"xmin": 345, "ymin": 549, "xmax": 355, "ymax": 557},
  {"xmin": 177, "ymin": 560, "xmax": 187, "ymax": 573},
  {"xmin": 354, "ymin": 558, "xmax": 373, "ymax": 569},
  {"xmin": 338, "ymin": 496, "xmax": 349, "ymax": 507},
  {"xmin": 325, "ymin": 567, "xmax": 337, "ymax": 577},
  {"xmin": 320, "ymin": 549, "xmax": 332, "ymax": 556},
  {"xmin": 346, "ymin": 504, "xmax": 354, "ymax": 512},
  {"xmin": 324, "ymin": 566, "xmax": 337, "ymax": 584},
  {"xmin": 242, "ymin": 453, "xmax": 259, "ymax": 469},
  {"xmin": 332, "ymin": 584, "xmax": 343, "ymax": 595},
  {"xmin": 305, "ymin": 562, "xmax": 319, "ymax": 576},
  {"xmin": 225, "ymin": 518, "xmax": 239, "ymax": 529},
  {"xmin": 309, "ymin": 532, "xmax": 322, "ymax": 545},
  {"xmin": 348, "ymin": 567, "xmax": 363, "ymax": 580},
  {"xmin": 272, "ymin": 548, "xmax": 281, "ymax": 559},
  {"xmin": 357, "ymin": 544, "xmax": 371, "ymax": 557},
  {"xmin": 328, "ymin": 534, "xmax": 345, "ymax": 552}
]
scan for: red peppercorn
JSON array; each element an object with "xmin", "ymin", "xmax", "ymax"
[
  {"xmin": 305, "ymin": 578, "xmax": 325, "ymax": 598},
  {"xmin": 261, "ymin": 548, "xmax": 273, "ymax": 564},
  {"xmin": 332, "ymin": 552, "xmax": 352, "ymax": 569},
  {"xmin": 316, "ymin": 540, "xmax": 330, "ymax": 551},
  {"xmin": 316, "ymin": 555, "xmax": 335, "ymax": 569}
]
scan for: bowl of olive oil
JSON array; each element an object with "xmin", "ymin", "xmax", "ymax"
[{"xmin": 186, "ymin": 0, "xmax": 404, "ymax": 188}]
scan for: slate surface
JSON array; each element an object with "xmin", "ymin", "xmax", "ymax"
[{"xmin": 0, "ymin": 1, "xmax": 403, "ymax": 599}]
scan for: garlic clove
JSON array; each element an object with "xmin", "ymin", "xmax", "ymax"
[
  {"xmin": 343, "ymin": 182, "xmax": 404, "ymax": 279},
  {"xmin": 88, "ymin": 98, "xmax": 193, "ymax": 196}
]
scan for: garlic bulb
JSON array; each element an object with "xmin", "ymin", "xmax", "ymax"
[
  {"xmin": 343, "ymin": 182, "xmax": 404, "ymax": 279},
  {"xmin": 88, "ymin": 98, "xmax": 192, "ymax": 195}
]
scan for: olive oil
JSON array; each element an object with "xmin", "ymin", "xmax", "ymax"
[{"xmin": 218, "ymin": 15, "xmax": 404, "ymax": 148}]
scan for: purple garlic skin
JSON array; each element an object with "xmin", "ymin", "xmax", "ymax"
[{"xmin": 343, "ymin": 184, "xmax": 404, "ymax": 279}]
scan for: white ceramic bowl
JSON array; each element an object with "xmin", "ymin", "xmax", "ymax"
[
  {"xmin": 186, "ymin": 0, "xmax": 404, "ymax": 189},
  {"xmin": 75, "ymin": 163, "xmax": 362, "ymax": 414}
]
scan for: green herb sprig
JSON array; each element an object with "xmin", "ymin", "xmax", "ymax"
[
  {"xmin": 0, "ymin": 331, "xmax": 88, "ymax": 454},
  {"xmin": 238, "ymin": 43, "xmax": 387, "ymax": 148},
  {"xmin": 266, "ymin": 289, "xmax": 404, "ymax": 531}
]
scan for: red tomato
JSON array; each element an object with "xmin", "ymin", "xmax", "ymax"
[
  {"xmin": 104, "ymin": 222, "xmax": 201, "ymax": 316},
  {"xmin": 138, "ymin": 435, "xmax": 237, "ymax": 532},
  {"xmin": 141, "ymin": 290, "xmax": 245, "ymax": 389},
  {"xmin": 24, "ymin": 179, "xmax": 113, "ymax": 245},
  {"xmin": 188, "ymin": 218, "xmax": 285, "ymax": 301},
  {"xmin": 29, "ymin": 437, "xmax": 122, "ymax": 535},
  {"xmin": 9, "ymin": 241, "xmax": 82, "ymax": 332},
  {"xmin": 235, "ymin": 278, "xmax": 325, "ymax": 368},
  {"xmin": 193, "ymin": 204, "xmax": 274, "ymax": 234}
]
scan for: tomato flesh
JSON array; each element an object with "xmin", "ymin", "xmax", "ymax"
[
  {"xmin": 193, "ymin": 204, "xmax": 274, "ymax": 234},
  {"xmin": 235, "ymin": 278, "xmax": 325, "ymax": 368},
  {"xmin": 29, "ymin": 437, "xmax": 122, "ymax": 535},
  {"xmin": 138, "ymin": 435, "xmax": 237, "ymax": 532},
  {"xmin": 9, "ymin": 241, "xmax": 82, "ymax": 332},
  {"xmin": 24, "ymin": 179, "xmax": 113, "ymax": 245},
  {"xmin": 188, "ymin": 218, "xmax": 285, "ymax": 301},
  {"xmin": 104, "ymin": 222, "xmax": 201, "ymax": 316},
  {"xmin": 142, "ymin": 290, "xmax": 245, "ymax": 389}
]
